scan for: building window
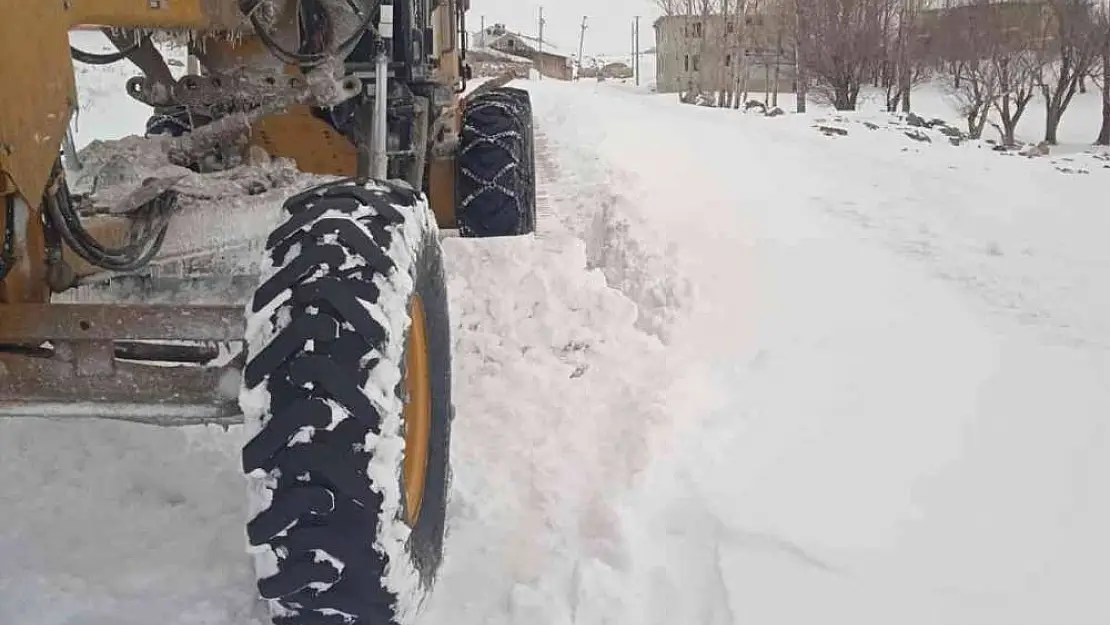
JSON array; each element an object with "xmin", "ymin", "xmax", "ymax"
[
  {"xmin": 725, "ymin": 54, "xmax": 732, "ymax": 66},
  {"xmin": 684, "ymin": 54, "xmax": 690, "ymax": 71},
  {"xmin": 727, "ymin": 21, "xmax": 736, "ymax": 34},
  {"xmin": 692, "ymin": 22, "xmax": 703, "ymax": 37}
]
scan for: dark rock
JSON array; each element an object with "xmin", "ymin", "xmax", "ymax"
[
  {"xmin": 1021, "ymin": 142, "xmax": 1050, "ymax": 157},
  {"xmin": 1055, "ymin": 166, "xmax": 1090, "ymax": 175},
  {"xmin": 765, "ymin": 106, "xmax": 785, "ymax": 117},
  {"xmin": 905, "ymin": 129, "xmax": 931, "ymax": 143},
  {"xmin": 817, "ymin": 125, "xmax": 849, "ymax": 136},
  {"xmin": 906, "ymin": 112, "xmax": 928, "ymax": 127}
]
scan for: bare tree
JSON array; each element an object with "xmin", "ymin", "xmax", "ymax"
[
  {"xmin": 729, "ymin": 0, "xmax": 748, "ymax": 107},
  {"xmin": 1037, "ymin": 0, "xmax": 1102, "ymax": 144},
  {"xmin": 655, "ymin": 0, "xmax": 688, "ymax": 14},
  {"xmin": 951, "ymin": 60, "xmax": 1001, "ymax": 137},
  {"xmin": 693, "ymin": 0, "xmax": 717, "ymax": 98},
  {"xmin": 985, "ymin": 0, "xmax": 1044, "ymax": 145},
  {"xmin": 882, "ymin": 0, "xmax": 930, "ymax": 112},
  {"xmin": 927, "ymin": 0, "xmax": 1001, "ymax": 137},
  {"xmin": 992, "ymin": 51, "xmax": 1040, "ymax": 145},
  {"xmin": 757, "ymin": 0, "xmax": 794, "ymax": 107},
  {"xmin": 738, "ymin": 0, "xmax": 763, "ymax": 105},
  {"xmin": 794, "ymin": 0, "xmax": 808, "ymax": 111},
  {"xmin": 656, "ymin": 0, "xmax": 706, "ymax": 102},
  {"xmin": 796, "ymin": 0, "xmax": 889, "ymax": 110},
  {"xmin": 720, "ymin": 0, "xmax": 736, "ymax": 106},
  {"xmin": 1094, "ymin": 3, "xmax": 1110, "ymax": 144},
  {"xmin": 927, "ymin": 0, "xmax": 1050, "ymax": 142}
]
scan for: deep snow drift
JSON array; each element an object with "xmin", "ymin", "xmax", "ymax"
[
  {"xmin": 514, "ymin": 80, "xmax": 1110, "ymax": 625},
  {"xmin": 2, "ymin": 31, "xmax": 1108, "ymax": 625}
]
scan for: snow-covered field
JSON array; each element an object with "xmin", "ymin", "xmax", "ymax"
[{"xmin": 2, "ymin": 32, "xmax": 1108, "ymax": 625}]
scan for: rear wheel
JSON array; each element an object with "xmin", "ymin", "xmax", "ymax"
[
  {"xmin": 456, "ymin": 87, "xmax": 537, "ymax": 237},
  {"xmin": 241, "ymin": 179, "xmax": 453, "ymax": 625}
]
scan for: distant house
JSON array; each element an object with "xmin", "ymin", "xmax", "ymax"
[
  {"xmin": 577, "ymin": 59, "xmax": 633, "ymax": 80},
  {"xmin": 917, "ymin": 0, "xmax": 1056, "ymax": 61},
  {"xmin": 653, "ymin": 13, "xmax": 795, "ymax": 95},
  {"xmin": 601, "ymin": 62, "xmax": 634, "ymax": 79},
  {"xmin": 465, "ymin": 44, "xmax": 533, "ymax": 78},
  {"xmin": 471, "ymin": 23, "xmax": 574, "ymax": 80}
]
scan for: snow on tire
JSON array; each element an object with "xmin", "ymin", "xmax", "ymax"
[
  {"xmin": 456, "ymin": 87, "xmax": 537, "ymax": 237},
  {"xmin": 240, "ymin": 179, "xmax": 453, "ymax": 625}
]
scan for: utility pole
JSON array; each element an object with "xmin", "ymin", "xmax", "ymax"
[
  {"xmin": 480, "ymin": 15, "xmax": 485, "ymax": 39},
  {"xmin": 537, "ymin": 6, "xmax": 545, "ymax": 80},
  {"xmin": 794, "ymin": 0, "xmax": 806, "ymax": 113},
  {"xmin": 634, "ymin": 16, "xmax": 641, "ymax": 87},
  {"xmin": 577, "ymin": 16, "xmax": 588, "ymax": 80}
]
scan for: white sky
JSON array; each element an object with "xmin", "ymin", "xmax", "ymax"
[{"xmin": 467, "ymin": 0, "xmax": 662, "ymax": 59}]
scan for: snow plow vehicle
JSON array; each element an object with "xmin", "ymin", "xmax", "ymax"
[{"xmin": 0, "ymin": 0, "xmax": 536, "ymax": 622}]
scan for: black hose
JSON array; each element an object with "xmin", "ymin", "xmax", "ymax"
[
  {"xmin": 0, "ymin": 195, "xmax": 15, "ymax": 281},
  {"xmin": 43, "ymin": 176, "xmax": 173, "ymax": 273},
  {"xmin": 70, "ymin": 45, "xmax": 133, "ymax": 65},
  {"xmin": 239, "ymin": 0, "xmax": 378, "ymax": 68},
  {"xmin": 70, "ymin": 33, "xmax": 148, "ymax": 65}
]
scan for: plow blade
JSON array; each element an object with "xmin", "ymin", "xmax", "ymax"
[{"xmin": 0, "ymin": 278, "xmax": 256, "ymax": 426}]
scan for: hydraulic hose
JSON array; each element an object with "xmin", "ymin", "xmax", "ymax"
[
  {"xmin": 70, "ymin": 33, "xmax": 148, "ymax": 65},
  {"xmin": 239, "ymin": 0, "xmax": 378, "ymax": 67},
  {"xmin": 43, "ymin": 175, "xmax": 173, "ymax": 273},
  {"xmin": 0, "ymin": 195, "xmax": 15, "ymax": 282}
]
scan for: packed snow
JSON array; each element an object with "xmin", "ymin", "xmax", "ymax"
[{"xmin": 1, "ymin": 30, "xmax": 1108, "ymax": 625}]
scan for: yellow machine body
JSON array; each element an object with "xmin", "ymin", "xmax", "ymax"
[{"xmin": 0, "ymin": 0, "xmax": 465, "ymax": 305}]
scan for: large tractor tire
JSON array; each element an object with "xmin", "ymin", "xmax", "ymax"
[
  {"xmin": 456, "ymin": 87, "xmax": 537, "ymax": 237},
  {"xmin": 240, "ymin": 179, "xmax": 453, "ymax": 625}
]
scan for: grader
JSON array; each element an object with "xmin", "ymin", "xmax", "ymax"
[{"xmin": 0, "ymin": 0, "xmax": 537, "ymax": 623}]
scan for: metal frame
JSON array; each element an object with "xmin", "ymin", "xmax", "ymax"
[{"xmin": 0, "ymin": 302, "xmax": 245, "ymax": 425}]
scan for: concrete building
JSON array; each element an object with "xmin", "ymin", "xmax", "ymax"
[
  {"xmin": 653, "ymin": 13, "xmax": 795, "ymax": 96},
  {"xmin": 917, "ymin": 0, "xmax": 1057, "ymax": 61},
  {"xmin": 471, "ymin": 23, "xmax": 574, "ymax": 80}
]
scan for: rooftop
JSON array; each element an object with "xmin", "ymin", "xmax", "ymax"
[{"xmin": 471, "ymin": 23, "xmax": 574, "ymax": 59}]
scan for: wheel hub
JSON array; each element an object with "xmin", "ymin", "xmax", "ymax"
[{"xmin": 402, "ymin": 294, "xmax": 432, "ymax": 526}]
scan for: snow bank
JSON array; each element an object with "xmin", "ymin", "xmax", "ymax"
[
  {"xmin": 535, "ymin": 76, "xmax": 1110, "ymax": 625},
  {"xmin": 422, "ymin": 233, "xmax": 675, "ymax": 624}
]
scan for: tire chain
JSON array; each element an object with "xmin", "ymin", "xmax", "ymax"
[{"xmin": 457, "ymin": 90, "xmax": 534, "ymax": 236}]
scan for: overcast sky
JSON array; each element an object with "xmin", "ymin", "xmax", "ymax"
[{"xmin": 468, "ymin": 0, "xmax": 662, "ymax": 59}]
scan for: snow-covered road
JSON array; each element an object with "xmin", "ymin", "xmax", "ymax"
[
  {"xmin": 2, "ymin": 55, "xmax": 1108, "ymax": 625},
  {"xmin": 521, "ymin": 81, "xmax": 1110, "ymax": 625}
]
